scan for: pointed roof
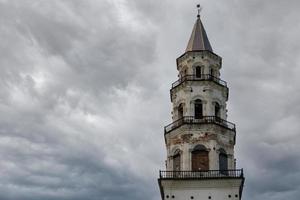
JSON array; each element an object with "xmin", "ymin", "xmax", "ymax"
[{"xmin": 185, "ymin": 17, "xmax": 213, "ymax": 52}]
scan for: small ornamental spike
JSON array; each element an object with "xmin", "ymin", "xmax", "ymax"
[{"xmin": 197, "ymin": 4, "xmax": 202, "ymax": 18}]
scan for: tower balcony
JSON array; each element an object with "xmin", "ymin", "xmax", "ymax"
[
  {"xmin": 164, "ymin": 116, "xmax": 236, "ymax": 134},
  {"xmin": 172, "ymin": 74, "xmax": 227, "ymax": 89},
  {"xmin": 170, "ymin": 74, "xmax": 228, "ymax": 101},
  {"xmin": 159, "ymin": 169, "xmax": 244, "ymax": 180}
]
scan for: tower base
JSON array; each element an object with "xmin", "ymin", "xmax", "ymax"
[{"xmin": 158, "ymin": 170, "xmax": 245, "ymax": 200}]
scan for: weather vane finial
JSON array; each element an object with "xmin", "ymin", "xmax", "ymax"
[{"xmin": 197, "ymin": 4, "xmax": 202, "ymax": 18}]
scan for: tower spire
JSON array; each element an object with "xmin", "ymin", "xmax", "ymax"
[{"xmin": 185, "ymin": 5, "xmax": 213, "ymax": 52}]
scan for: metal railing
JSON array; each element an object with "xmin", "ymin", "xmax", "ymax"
[
  {"xmin": 164, "ymin": 116, "xmax": 236, "ymax": 134},
  {"xmin": 159, "ymin": 169, "xmax": 243, "ymax": 179},
  {"xmin": 171, "ymin": 74, "xmax": 227, "ymax": 89}
]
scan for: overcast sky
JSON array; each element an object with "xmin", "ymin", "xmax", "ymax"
[{"xmin": 0, "ymin": 0, "xmax": 300, "ymax": 200}]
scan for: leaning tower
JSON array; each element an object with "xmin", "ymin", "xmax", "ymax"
[{"xmin": 158, "ymin": 8, "xmax": 245, "ymax": 200}]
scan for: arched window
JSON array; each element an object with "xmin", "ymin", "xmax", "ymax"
[
  {"xmin": 173, "ymin": 150, "xmax": 181, "ymax": 171},
  {"xmin": 178, "ymin": 104, "xmax": 183, "ymax": 119},
  {"xmin": 215, "ymin": 102, "xmax": 221, "ymax": 118},
  {"xmin": 210, "ymin": 68, "xmax": 214, "ymax": 77},
  {"xmin": 194, "ymin": 99, "xmax": 203, "ymax": 119},
  {"xmin": 192, "ymin": 145, "xmax": 209, "ymax": 171},
  {"xmin": 219, "ymin": 148, "xmax": 228, "ymax": 173},
  {"xmin": 195, "ymin": 66, "xmax": 202, "ymax": 78}
]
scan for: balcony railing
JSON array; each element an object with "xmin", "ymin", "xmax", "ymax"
[
  {"xmin": 159, "ymin": 169, "xmax": 243, "ymax": 179},
  {"xmin": 171, "ymin": 74, "xmax": 227, "ymax": 90},
  {"xmin": 164, "ymin": 116, "xmax": 236, "ymax": 134}
]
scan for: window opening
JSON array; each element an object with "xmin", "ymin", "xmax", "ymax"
[
  {"xmin": 215, "ymin": 102, "xmax": 221, "ymax": 118},
  {"xmin": 219, "ymin": 148, "xmax": 228, "ymax": 174},
  {"xmin": 178, "ymin": 104, "xmax": 183, "ymax": 119},
  {"xmin": 173, "ymin": 153, "xmax": 181, "ymax": 171},
  {"xmin": 210, "ymin": 68, "xmax": 214, "ymax": 77},
  {"xmin": 194, "ymin": 99, "xmax": 203, "ymax": 119},
  {"xmin": 195, "ymin": 66, "xmax": 202, "ymax": 78},
  {"xmin": 192, "ymin": 145, "xmax": 209, "ymax": 171}
]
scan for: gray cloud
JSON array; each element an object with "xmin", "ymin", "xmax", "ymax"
[{"xmin": 0, "ymin": 0, "xmax": 299, "ymax": 200}]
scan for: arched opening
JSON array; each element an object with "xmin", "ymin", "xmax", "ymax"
[
  {"xmin": 173, "ymin": 150, "xmax": 181, "ymax": 171},
  {"xmin": 195, "ymin": 66, "xmax": 202, "ymax": 78},
  {"xmin": 178, "ymin": 104, "xmax": 183, "ymax": 119},
  {"xmin": 215, "ymin": 102, "xmax": 221, "ymax": 118},
  {"xmin": 210, "ymin": 68, "xmax": 214, "ymax": 77},
  {"xmin": 219, "ymin": 148, "xmax": 228, "ymax": 174},
  {"xmin": 194, "ymin": 99, "xmax": 203, "ymax": 119},
  {"xmin": 192, "ymin": 145, "xmax": 209, "ymax": 171}
]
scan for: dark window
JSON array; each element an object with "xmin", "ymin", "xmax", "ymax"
[
  {"xmin": 219, "ymin": 148, "xmax": 228, "ymax": 173},
  {"xmin": 196, "ymin": 66, "xmax": 202, "ymax": 78},
  {"xmin": 178, "ymin": 104, "xmax": 183, "ymax": 119},
  {"xmin": 194, "ymin": 99, "xmax": 203, "ymax": 119},
  {"xmin": 173, "ymin": 153, "xmax": 181, "ymax": 171},
  {"xmin": 210, "ymin": 68, "xmax": 214, "ymax": 76},
  {"xmin": 215, "ymin": 103, "xmax": 220, "ymax": 118},
  {"xmin": 192, "ymin": 145, "xmax": 209, "ymax": 171}
]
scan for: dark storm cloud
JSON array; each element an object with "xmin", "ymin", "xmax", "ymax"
[
  {"xmin": 209, "ymin": 1, "xmax": 300, "ymax": 199},
  {"xmin": 0, "ymin": 0, "xmax": 162, "ymax": 200},
  {"xmin": 0, "ymin": 0, "xmax": 299, "ymax": 200}
]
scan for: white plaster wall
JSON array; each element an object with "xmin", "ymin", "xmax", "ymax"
[
  {"xmin": 164, "ymin": 187, "xmax": 241, "ymax": 200},
  {"xmin": 172, "ymin": 82, "xmax": 228, "ymax": 120},
  {"xmin": 177, "ymin": 52, "xmax": 222, "ymax": 75},
  {"xmin": 161, "ymin": 179, "xmax": 243, "ymax": 200}
]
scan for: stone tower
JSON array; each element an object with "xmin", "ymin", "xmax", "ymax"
[{"xmin": 158, "ymin": 9, "xmax": 245, "ymax": 200}]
